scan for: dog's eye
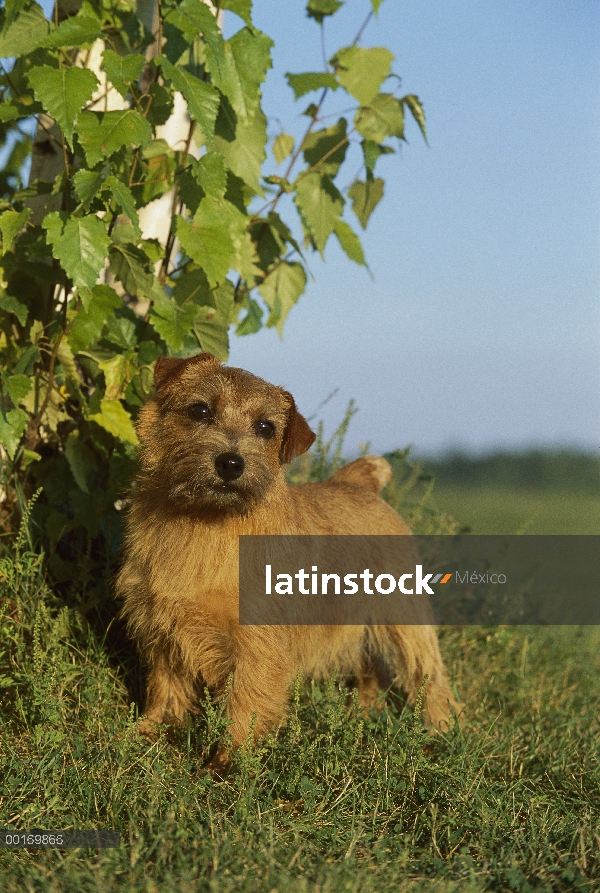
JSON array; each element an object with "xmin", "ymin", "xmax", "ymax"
[
  {"xmin": 189, "ymin": 402, "xmax": 212, "ymax": 422},
  {"xmin": 255, "ymin": 420, "xmax": 275, "ymax": 439}
]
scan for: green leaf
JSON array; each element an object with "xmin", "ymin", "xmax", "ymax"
[
  {"xmin": 0, "ymin": 2, "xmax": 48, "ymax": 57},
  {"xmin": 273, "ymin": 133, "xmax": 294, "ymax": 165},
  {"xmin": 0, "ymin": 102, "xmax": 20, "ymax": 123},
  {"xmin": 150, "ymin": 298, "xmax": 198, "ymax": 352},
  {"xmin": 205, "ymin": 27, "xmax": 273, "ymax": 123},
  {"xmin": 3, "ymin": 0, "xmax": 27, "ymax": 32},
  {"xmin": 0, "ymin": 293, "xmax": 28, "ymax": 326},
  {"xmin": 65, "ymin": 430, "xmax": 96, "ymax": 493},
  {"xmin": 176, "ymin": 199, "xmax": 234, "ymax": 288},
  {"xmin": 0, "ymin": 408, "xmax": 28, "ymax": 459},
  {"xmin": 330, "ymin": 46, "xmax": 393, "ymax": 106},
  {"xmin": 371, "ymin": 0, "xmax": 385, "ymax": 13},
  {"xmin": 307, "ymin": 0, "xmax": 343, "ymax": 24},
  {"xmin": 27, "ymin": 66, "xmax": 99, "ymax": 148},
  {"xmin": 193, "ymin": 305, "xmax": 229, "ymax": 359},
  {"xmin": 259, "ymin": 261, "xmax": 306, "ymax": 334},
  {"xmin": 236, "ymin": 297, "xmax": 263, "ymax": 335},
  {"xmin": 0, "ymin": 208, "xmax": 30, "ymax": 255},
  {"xmin": 145, "ymin": 82, "xmax": 173, "ymax": 127},
  {"xmin": 101, "ymin": 50, "xmax": 146, "ymax": 100},
  {"xmin": 44, "ymin": 212, "xmax": 110, "ymax": 292},
  {"xmin": 172, "ymin": 267, "xmax": 212, "ymax": 306},
  {"xmin": 68, "ymin": 284, "xmax": 122, "ymax": 354},
  {"xmin": 39, "ymin": 13, "xmax": 102, "ymax": 49},
  {"xmin": 403, "ymin": 94, "xmax": 427, "ymax": 142},
  {"xmin": 348, "ymin": 177, "xmax": 384, "ymax": 229},
  {"xmin": 89, "ymin": 399, "xmax": 138, "ymax": 446},
  {"xmin": 77, "ymin": 110, "xmax": 152, "ymax": 167},
  {"xmin": 302, "ymin": 118, "xmax": 347, "ymax": 176},
  {"xmin": 190, "ymin": 152, "xmax": 228, "ymax": 200},
  {"xmin": 158, "ymin": 57, "xmax": 220, "ymax": 148},
  {"xmin": 73, "ymin": 166, "xmax": 111, "ymax": 207},
  {"xmin": 5, "ymin": 374, "xmax": 31, "ymax": 406},
  {"xmin": 214, "ymin": 106, "xmax": 267, "ymax": 195},
  {"xmin": 108, "ymin": 244, "xmax": 154, "ymax": 297},
  {"xmin": 56, "ymin": 340, "xmax": 78, "ymax": 381},
  {"xmin": 285, "ymin": 72, "xmax": 338, "ymax": 100},
  {"xmin": 180, "ymin": 0, "xmax": 223, "ymax": 61},
  {"xmin": 334, "ymin": 219, "xmax": 366, "ymax": 266},
  {"xmin": 294, "ymin": 171, "xmax": 344, "ymax": 255},
  {"xmin": 355, "ymin": 93, "xmax": 404, "ymax": 142},
  {"xmin": 361, "ymin": 139, "xmax": 394, "ymax": 175},
  {"xmin": 219, "ymin": 0, "xmax": 252, "ymax": 26},
  {"xmin": 98, "ymin": 352, "xmax": 135, "ymax": 400},
  {"xmin": 105, "ymin": 177, "xmax": 141, "ymax": 237}
]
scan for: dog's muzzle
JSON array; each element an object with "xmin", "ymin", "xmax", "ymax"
[{"xmin": 215, "ymin": 452, "xmax": 245, "ymax": 482}]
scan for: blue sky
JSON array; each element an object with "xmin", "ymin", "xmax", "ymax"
[{"xmin": 226, "ymin": 0, "xmax": 600, "ymax": 455}]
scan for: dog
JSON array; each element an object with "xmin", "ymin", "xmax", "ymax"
[{"xmin": 117, "ymin": 352, "xmax": 459, "ymax": 769}]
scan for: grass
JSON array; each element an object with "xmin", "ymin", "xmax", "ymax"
[
  {"xmin": 0, "ymin": 444, "xmax": 598, "ymax": 891},
  {"xmin": 428, "ymin": 486, "xmax": 600, "ymax": 535}
]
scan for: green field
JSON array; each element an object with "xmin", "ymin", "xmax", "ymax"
[
  {"xmin": 430, "ymin": 485, "xmax": 600, "ymax": 534},
  {"xmin": 0, "ymin": 449, "xmax": 598, "ymax": 891},
  {"xmin": 386, "ymin": 448, "xmax": 600, "ymax": 535}
]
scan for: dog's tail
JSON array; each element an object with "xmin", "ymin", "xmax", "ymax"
[{"xmin": 329, "ymin": 456, "xmax": 392, "ymax": 493}]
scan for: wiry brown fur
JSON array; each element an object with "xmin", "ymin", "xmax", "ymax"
[{"xmin": 116, "ymin": 353, "xmax": 459, "ymax": 766}]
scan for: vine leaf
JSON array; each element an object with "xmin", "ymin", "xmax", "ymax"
[
  {"xmin": 68, "ymin": 285, "xmax": 122, "ymax": 354},
  {"xmin": 39, "ymin": 12, "xmax": 102, "ymax": 49},
  {"xmin": 355, "ymin": 93, "xmax": 404, "ymax": 143},
  {"xmin": 219, "ymin": 0, "xmax": 253, "ymax": 26},
  {"xmin": 303, "ymin": 119, "xmax": 348, "ymax": 176},
  {"xmin": 0, "ymin": 208, "xmax": 31, "ymax": 255},
  {"xmin": 0, "ymin": 2, "xmax": 48, "ymax": 57},
  {"xmin": 176, "ymin": 199, "xmax": 234, "ymax": 288},
  {"xmin": 77, "ymin": 110, "xmax": 152, "ymax": 167},
  {"xmin": 348, "ymin": 178, "xmax": 384, "ymax": 229},
  {"xmin": 44, "ymin": 212, "xmax": 110, "ymax": 292},
  {"xmin": 273, "ymin": 133, "xmax": 294, "ymax": 165},
  {"xmin": 285, "ymin": 72, "xmax": 338, "ymax": 100},
  {"xmin": 307, "ymin": 0, "xmax": 344, "ymax": 25},
  {"xmin": 27, "ymin": 67, "xmax": 99, "ymax": 148},
  {"xmin": 150, "ymin": 300, "xmax": 198, "ymax": 353},
  {"xmin": 158, "ymin": 57, "xmax": 220, "ymax": 148},
  {"xmin": 89, "ymin": 399, "xmax": 138, "ymax": 445},
  {"xmin": 330, "ymin": 46, "xmax": 393, "ymax": 106},
  {"xmin": 102, "ymin": 50, "xmax": 146, "ymax": 99},
  {"xmin": 404, "ymin": 94, "xmax": 428, "ymax": 142},
  {"xmin": 294, "ymin": 171, "xmax": 344, "ymax": 255},
  {"xmin": 259, "ymin": 262, "xmax": 307, "ymax": 334},
  {"xmin": 334, "ymin": 219, "xmax": 366, "ymax": 266},
  {"xmin": 214, "ymin": 107, "xmax": 268, "ymax": 195}
]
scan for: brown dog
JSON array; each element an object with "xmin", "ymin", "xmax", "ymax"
[{"xmin": 117, "ymin": 353, "xmax": 458, "ymax": 765}]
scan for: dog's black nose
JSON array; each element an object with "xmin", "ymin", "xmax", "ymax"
[{"xmin": 215, "ymin": 452, "xmax": 245, "ymax": 482}]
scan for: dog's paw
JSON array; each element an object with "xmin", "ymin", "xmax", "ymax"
[
  {"xmin": 197, "ymin": 746, "xmax": 232, "ymax": 780},
  {"xmin": 138, "ymin": 717, "xmax": 162, "ymax": 740}
]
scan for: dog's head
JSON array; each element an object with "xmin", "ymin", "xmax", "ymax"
[{"xmin": 135, "ymin": 353, "xmax": 315, "ymax": 514}]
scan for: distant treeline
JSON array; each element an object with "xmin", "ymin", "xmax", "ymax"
[{"xmin": 385, "ymin": 449, "xmax": 600, "ymax": 492}]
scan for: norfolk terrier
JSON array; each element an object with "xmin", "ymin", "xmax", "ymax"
[{"xmin": 117, "ymin": 353, "xmax": 458, "ymax": 767}]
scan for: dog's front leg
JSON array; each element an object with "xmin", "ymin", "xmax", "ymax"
[
  {"xmin": 140, "ymin": 647, "xmax": 198, "ymax": 738},
  {"xmin": 207, "ymin": 628, "xmax": 295, "ymax": 773}
]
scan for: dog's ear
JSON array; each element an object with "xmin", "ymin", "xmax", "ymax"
[
  {"xmin": 154, "ymin": 357, "xmax": 186, "ymax": 390},
  {"xmin": 154, "ymin": 353, "xmax": 221, "ymax": 390},
  {"xmin": 280, "ymin": 393, "xmax": 316, "ymax": 463}
]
